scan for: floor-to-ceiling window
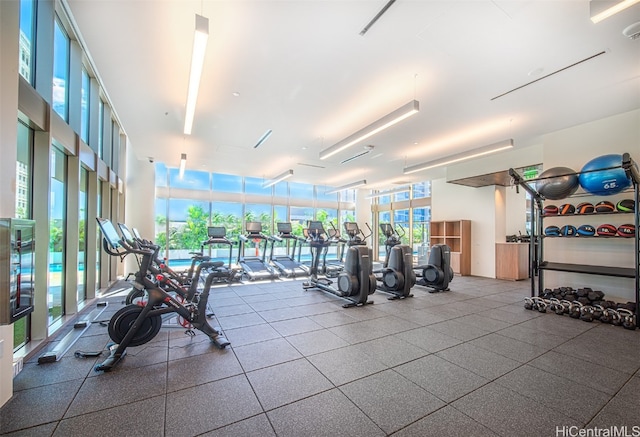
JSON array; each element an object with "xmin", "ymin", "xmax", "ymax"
[
  {"xmin": 154, "ymin": 166, "xmax": 358, "ymax": 267},
  {"xmin": 18, "ymin": 0, "xmax": 36, "ymax": 83},
  {"xmin": 164, "ymin": 198, "xmax": 210, "ymax": 264},
  {"xmin": 52, "ymin": 17, "xmax": 70, "ymax": 121},
  {"xmin": 80, "ymin": 68, "xmax": 90, "ymax": 144},
  {"xmin": 78, "ymin": 167, "xmax": 88, "ymax": 304},
  {"xmin": 378, "ymin": 210, "xmax": 392, "ymax": 261},
  {"xmin": 371, "ymin": 181, "xmax": 432, "ymax": 262},
  {"xmin": 97, "ymin": 100, "xmax": 104, "ymax": 160},
  {"xmin": 96, "ymin": 179, "xmax": 102, "ymax": 291},
  {"xmin": 14, "ymin": 120, "xmax": 33, "ymax": 350},
  {"xmin": 49, "ymin": 146, "xmax": 67, "ymax": 325},
  {"xmin": 412, "ymin": 206, "xmax": 431, "ymax": 264}
]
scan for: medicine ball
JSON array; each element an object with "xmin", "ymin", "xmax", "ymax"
[
  {"xmin": 576, "ymin": 202, "xmax": 595, "ymax": 214},
  {"xmin": 560, "ymin": 225, "xmax": 577, "ymax": 237},
  {"xmin": 577, "ymin": 224, "xmax": 596, "ymax": 236},
  {"xmin": 536, "ymin": 167, "xmax": 580, "ymax": 200},
  {"xmin": 595, "ymin": 201, "xmax": 615, "ymax": 213},
  {"xmin": 617, "ymin": 224, "xmax": 635, "ymax": 238},
  {"xmin": 616, "ymin": 199, "xmax": 635, "ymax": 213},
  {"xmin": 579, "ymin": 154, "xmax": 632, "ymax": 196},
  {"xmin": 559, "ymin": 204, "xmax": 575, "ymax": 215},
  {"xmin": 596, "ymin": 224, "xmax": 617, "ymax": 237},
  {"xmin": 542, "ymin": 205, "xmax": 559, "ymax": 216},
  {"xmin": 544, "ymin": 226, "xmax": 561, "ymax": 237}
]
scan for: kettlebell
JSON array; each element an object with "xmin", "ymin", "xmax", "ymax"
[
  {"xmin": 524, "ymin": 297, "xmax": 534, "ymax": 311},
  {"xmin": 569, "ymin": 301, "xmax": 582, "ymax": 319},
  {"xmin": 579, "ymin": 306, "xmax": 594, "ymax": 322}
]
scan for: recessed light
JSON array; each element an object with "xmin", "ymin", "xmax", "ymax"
[{"xmin": 232, "ymin": 91, "xmax": 240, "ymax": 97}]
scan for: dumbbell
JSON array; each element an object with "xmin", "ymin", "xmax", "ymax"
[{"xmin": 617, "ymin": 309, "xmax": 637, "ymax": 330}]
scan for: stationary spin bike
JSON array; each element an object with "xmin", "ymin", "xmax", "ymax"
[
  {"xmin": 375, "ymin": 223, "xmax": 415, "ymax": 299},
  {"xmin": 302, "ymin": 221, "xmax": 375, "ymax": 308},
  {"xmin": 95, "ymin": 218, "xmax": 230, "ymax": 372}
]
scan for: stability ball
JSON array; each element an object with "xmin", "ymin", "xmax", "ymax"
[
  {"xmin": 535, "ymin": 167, "xmax": 579, "ymax": 200},
  {"xmin": 579, "ymin": 154, "xmax": 630, "ymax": 196}
]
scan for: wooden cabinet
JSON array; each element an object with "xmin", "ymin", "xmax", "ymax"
[
  {"xmin": 495, "ymin": 243, "xmax": 529, "ymax": 280},
  {"xmin": 430, "ymin": 220, "xmax": 471, "ymax": 276}
]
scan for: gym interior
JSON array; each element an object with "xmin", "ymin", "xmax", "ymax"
[{"xmin": 1, "ymin": 1, "xmax": 639, "ymax": 436}]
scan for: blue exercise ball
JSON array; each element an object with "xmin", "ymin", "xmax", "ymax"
[
  {"xmin": 535, "ymin": 167, "xmax": 579, "ymax": 200},
  {"xmin": 579, "ymin": 154, "xmax": 631, "ymax": 196}
]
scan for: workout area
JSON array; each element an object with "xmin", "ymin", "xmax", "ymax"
[{"xmin": 1, "ymin": 1, "xmax": 639, "ymax": 436}]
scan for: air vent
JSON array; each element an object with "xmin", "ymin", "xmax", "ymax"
[
  {"xmin": 491, "ymin": 51, "xmax": 607, "ymax": 101},
  {"xmin": 341, "ymin": 145, "xmax": 374, "ymax": 164}
]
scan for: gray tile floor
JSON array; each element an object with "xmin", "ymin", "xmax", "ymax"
[{"xmin": 1, "ymin": 276, "xmax": 639, "ymax": 436}]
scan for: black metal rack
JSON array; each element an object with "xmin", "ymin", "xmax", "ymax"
[{"xmin": 509, "ymin": 152, "xmax": 640, "ymax": 324}]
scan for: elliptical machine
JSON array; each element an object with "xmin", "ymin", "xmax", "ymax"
[
  {"xmin": 95, "ymin": 218, "xmax": 230, "ymax": 372},
  {"xmin": 302, "ymin": 221, "xmax": 375, "ymax": 308},
  {"xmin": 415, "ymin": 244, "xmax": 454, "ymax": 292},
  {"xmin": 376, "ymin": 223, "xmax": 415, "ymax": 299}
]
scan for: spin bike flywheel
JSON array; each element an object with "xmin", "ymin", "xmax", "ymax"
[
  {"xmin": 125, "ymin": 288, "xmax": 146, "ymax": 305},
  {"xmin": 108, "ymin": 304, "xmax": 162, "ymax": 346}
]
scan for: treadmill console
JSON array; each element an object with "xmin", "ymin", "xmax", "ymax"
[
  {"xmin": 208, "ymin": 226, "xmax": 227, "ymax": 238},
  {"xmin": 277, "ymin": 222, "xmax": 293, "ymax": 234},
  {"xmin": 246, "ymin": 221, "xmax": 262, "ymax": 235}
]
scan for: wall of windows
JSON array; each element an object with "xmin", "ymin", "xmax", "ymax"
[
  {"xmin": 18, "ymin": 0, "xmax": 35, "ymax": 84},
  {"xmin": 4, "ymin": 1, "xmax": 128, "ymax": 362},
  {"xmin": 154, "ymin": 166, "xmax": 357, "ymax": 266},
  {"xmin": 52, "ymin": 17, "xmax": 69, "ymax": 121},
  {"xmin": 370, "ymin": 182, "xmax": 432, "ymax": 262}
]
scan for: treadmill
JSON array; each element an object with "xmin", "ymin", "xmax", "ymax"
[
  {"xmin": 202, "ymin": 226, "xmax": 241, "ymax": 282},
  {"xmin": 269, "ymin": 222, "xmax": 308, "ymax": 278},
  {"xmin": 238, "ymin": 221, "xmax": 279, "ymax": 281}
]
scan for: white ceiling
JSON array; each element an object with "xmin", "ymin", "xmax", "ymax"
[{"xmin": 66, "ymin": 0, "xmax": 640, "ymax": 189}]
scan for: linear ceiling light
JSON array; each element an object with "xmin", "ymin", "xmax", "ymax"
[
  {"xmin": 366, "ymin": 185, "xmax": 410, "ymax": 199},
  {"xmin": 179, "ymin": 153, "xmax": 187, "ymax": 179},
  {"xmin": 183, "ymin": 14, "xmax": 209, "ymax": 135},
  {"xmin": 320, "ymin": 100, "xmax": 419, "ymax": 160},
  {"xmin": 360, "ymin": 0, "xmax": 397, "ymax": 36},
  {"xmin": 253, "ymin": 129, "xmax": 273, "ymax": 148},
  {"xmin": 403, "ymin": 139, "xmax": 514, "ymax": 174},
  {"xmin": 325, "ymin": 180, "xmax": 367, "ymax": 194},
  {"xmin": 590, "ymin": 0, "xmax": 640, "ymax": 23},
  {"xmin": 262, "ymin": 169, "xmax": 293, "ymax": 188}
]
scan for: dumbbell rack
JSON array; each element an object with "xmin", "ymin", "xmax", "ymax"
[{"xmin": 509, "ymin": 152, "xmax": 640, "ymax": 325}]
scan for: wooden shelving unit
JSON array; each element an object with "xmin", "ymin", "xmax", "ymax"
[{"xmin": 430, "ymin": 220, "xmax": 471, "ymax": 276}]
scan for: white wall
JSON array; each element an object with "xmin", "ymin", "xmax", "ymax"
[
  {"xmin": 537, "ymin": 109, "xmax": 639, "ymax": 301},
  {"xmin": 431, "ymin": 180, "xmax": 497, "ymax": 277},
  {"xmin": 431, "ymin": 109, "xmax": 639, "ymax": 301},
  {"xmin": 124, "ymin": 150, "xmax": 157, "ymax": 274}
]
